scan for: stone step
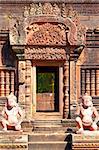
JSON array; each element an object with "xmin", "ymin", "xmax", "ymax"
[
  {"xmin": 33, "ymin": 126, "xmax": 77, "ymax": 133},
  {"xmin": 28, "ymin": 133, "xmax": 72, "ymax": 142},
  {"xmin": 33, "ymin": 119, "xmax": 77, "ymax": 133},
  {"xmin": 28, "ymin": 131, "xmax": 99, "ymax": 150},
  {"xmin": 33, "ymin": 112, "xmax": 62, "ymax": 120},
  {"xmin": 28, "ymin": 141, "xmax": 70, "ymax": 150},
  {"xmin": 34, "ymin": 119, "xmax": 76, "ymax": 127}
]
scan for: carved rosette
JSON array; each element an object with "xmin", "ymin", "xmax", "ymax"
[{"xmin": 25, "ymin": 47, "xmax": 66, "ymax": 60}]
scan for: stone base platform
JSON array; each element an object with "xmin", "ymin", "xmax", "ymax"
[
  {"xmin": 0, "ymin": 131, "xmax": 28, "ymax": 150},
  {"xmin": 72, "ymin": 131, "xmax": 99, "ymax": 150},
  {"xmin": 0, "ymin": 130, "xmax": 99, "ymax": 150}
]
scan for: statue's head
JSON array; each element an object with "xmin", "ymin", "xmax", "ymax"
[
  {"xmin": 82, "ymin": 93, "xmax": 93, "ymax": 107},
  {"xmin": 7, "ymin": 92, "xmax": 17, "ymax": 107}
]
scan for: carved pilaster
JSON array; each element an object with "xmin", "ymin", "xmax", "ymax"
[
  {"xmin": 25, "ymin": 60, "xmax": 32, "ymax": 120},
  {"xmin": 6, "ymin": 71, "xmax": 10, "ymax": 96},
  {"xmin": 1, "ymin": 71, "xmax": 5, "ymax": 97},
  {"xmin": 86, "ymin": 70, "xmax": 90, "ymax": 95},
  {"xmin": 10, "ymin": 71, "xmax": 14, "ymax": 93},
  {"xmin": 32, "ymin": 65, "xmax": 36, "ymax": 114},
  {"xmin": 63, "ymin": 62, "xmax": 69, "ymax": 118},
  {"xmin": 96, "ymin": 70, "xmax": 99, "ymax": 96},
  {"xmin": 81, "ymin": 69, "xmax": 86, "ymax": 95},
  {"xmin": 91, "ymin": 70, "xmax": 95, "ymax": 96},
  {"xmin": 18, "ymin": 61, "xmax": 26, "ymax": 106}
]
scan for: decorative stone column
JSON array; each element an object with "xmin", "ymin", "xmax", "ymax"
[
  {"xmin": 10, "ymin": 71, "xmax": 14, "ymax": 93},
  {"xmin": 59, "ymin": 66, "xmax": 63, "ymax": 115},
  {"xmin": 18, "ymin": 61, "xmax": 26, "ymax": 107},
  {"xmin": 96, "ymin": 70, "xmax": 99, "ymax": 96},
  {"xmin": 6, "ymin": 71, "xmax": 10, "ymax": 96},
  {"xmin": 91, "ymin": 70, "xmax": 95, "ymax": 96},
  {"xmin": 25, "ymin": 60, "xmax": 32, "ymax": 120},
  {"xmin": 32, "ymin": 65, "xmax": 36, "ymax": 115},
  {"xmin": 86, "ymin": 70, "xmax": 90, "ymax": 95},
  {"xmin": 63, "ymin": 61, "xmax": 69, "ymax": 118},
  {"xmin": 1, "ymin": 71, "xmax": 5, "ymax": 97}
]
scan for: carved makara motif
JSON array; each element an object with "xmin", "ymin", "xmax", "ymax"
[
  {"xmin": 9, "ymin": 16, "xmax": 25, "ymax": 44},
  {"xmin": 26, "ymin": 23, "xmax": 66, "ymax": 45},
  {"xmin": 9, "ymin": 18, "xmax": 20, "ymax": 44},
  {"xmin": 77, "ymin": 24, "xmax": 87, "ymax": 45}
]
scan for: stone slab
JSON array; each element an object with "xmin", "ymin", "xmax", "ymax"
[{"xmin": 0, "ymin": 131, "xmax": 28, "ymax": 150}]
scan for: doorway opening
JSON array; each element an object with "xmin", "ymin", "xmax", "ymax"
[{"xmin": 36, "ymin": 66, "xmax": 59, "ymax": 112}]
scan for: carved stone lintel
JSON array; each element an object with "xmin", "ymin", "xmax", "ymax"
[{"xmin": 25, "ymin": 47, "xmax": 66, "ymax": 60}]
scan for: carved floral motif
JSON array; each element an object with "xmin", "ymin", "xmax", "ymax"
[
  {"xmin": 26, "ymin": 23, "xmax": 66, "ymax": 45},
  {"xmin": 43, "ymin": 3, "xmax": 53, "ymax": 15},
  {"xmin": 25, "ymin": 47, "xmax": 66, "ymax": 60}
]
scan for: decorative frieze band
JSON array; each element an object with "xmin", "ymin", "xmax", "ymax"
[{"xmin": 25, "ymin": 47, "xmax": 66, "ymax": 60}]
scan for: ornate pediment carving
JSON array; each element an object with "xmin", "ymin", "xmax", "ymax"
[
  {"xmin": 26, "ymin": 23, "xmax": 66, "ymax": 45},
  {"xmin": 25, "ymin": 47, "xmax": 66, "ymax": 60},
  {"xmin": 7, "ymin": 3, "xmax": 86, "ymax": 47},
  {"xmin": 24, "ymin": 3, "xmax": 77, "ymax": 19},
  {"xmin": 23, "ymin": 3, "xmax": 86, "ymax": 46}
]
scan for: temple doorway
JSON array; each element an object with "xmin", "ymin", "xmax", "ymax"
[{"xmin": 36, "ymin": 66, "xmax": 59, "ymax": 112}]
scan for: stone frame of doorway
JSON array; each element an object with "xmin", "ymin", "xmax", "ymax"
[{"xmin": 31, "ymin": 61, "xmax": 64, "ymax": 120}]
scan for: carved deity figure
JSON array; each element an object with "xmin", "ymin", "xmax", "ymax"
[
  {"xmin": 76, "ymin": 93, "xmax": 99, "ymax": 134},
  {"xmin": 1, "ymin": 92, "xmax": 24, "ymax": 131}
]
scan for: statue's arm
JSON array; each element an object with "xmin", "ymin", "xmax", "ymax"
[
  {"xmin": 17, "ymin": 107, "xmax": 24, "ymax": 123},
  {"xmin": 93, "ymin": 106, "xmax": 99, "ymax": 123},
  {"xmin": 75, "ymin": 104, "xmax": 81, "ymax": 117},
  {"xmin": 2, "ymin": 107, "xmax": 7, "ymax": 119},
  {"xmin": 18, "ymin": 107, "xmax": 23, "ymax": 117}
]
